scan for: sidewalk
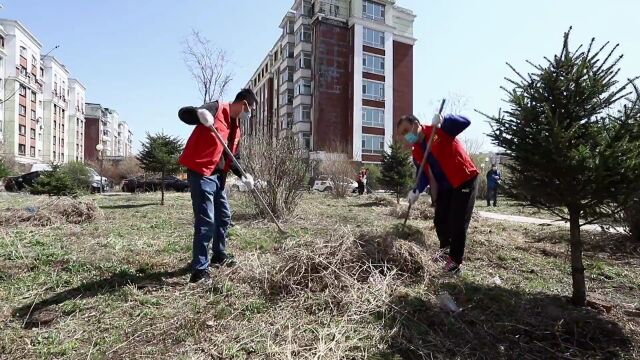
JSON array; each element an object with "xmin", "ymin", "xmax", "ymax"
[{"xmin": 477, "ymin": 211, "xmax": 625, "ymax": 234}]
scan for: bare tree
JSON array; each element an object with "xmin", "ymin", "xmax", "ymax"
[
  {"xmin": 182, "ymin": 30, "xmax": 233, "ymax": 104},
  {"xmin": 318, "ymin": 142, "xmax": 357, "ymax": 198}
]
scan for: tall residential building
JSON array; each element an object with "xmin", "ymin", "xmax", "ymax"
[
  {"xmin": 116, "ymin": 121, "xmax": 133, "ymax": 157},
  {"xmin": 42, "ymin": 55, "xmax": 69, "ymax": 164},
  {"xmin": 84, "ymin": 103, "xmax": 132, "ymax": 161},
  {"xmin": 0, "ymin": 19, "xmax": 45, "ymax": 165},
  {"xmin": 68, "ymin": 78, "xmax": 86, "ymax": 162},
  {"xmin": 245, "ymin": 0, "xmax": 415, "ymax": 164}
]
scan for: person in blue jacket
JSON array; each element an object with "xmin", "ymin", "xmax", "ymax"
[
  {"xmin": 398, "ymin": 113, "xmax": 479, "ymax": 275},
  {"xmin": 486, "ymin": 164, "xmax": 501, "ymax": 207}
]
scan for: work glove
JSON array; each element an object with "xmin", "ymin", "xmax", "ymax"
[
  {"xmin": 407, "ymin": 189, "xmax": 420, "ymax": 205},
  {"xmin": 432, "ymin": 114, "xmax": 443, "ymax": 127},
  {"xmin": 241, "ymin": 174, "xmax": 255, "ymax": 191},
  {"xmin": 197, "ymin": 108, "xmax": 215, "ymax": 127}
]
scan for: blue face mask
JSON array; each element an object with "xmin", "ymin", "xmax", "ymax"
[{"xmin": 404, "ymin": 132, "xmax": 419, "ymax": 144}]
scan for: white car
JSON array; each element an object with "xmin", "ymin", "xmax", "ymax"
[
  {"xmin": 88, "ymin": 168, "xmax": 110, "ymax": 192},
  {"xmin": 230, "ymin": 177, "xmax": 266, "ymax": 192},
  {"xmin": 313, "ymin": 177, "xmax": 358, "ymax": 193}
]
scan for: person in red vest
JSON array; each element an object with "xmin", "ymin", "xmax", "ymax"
[
  {"xmin": 178, "ymin": 88, "xmax": 258, "ymax": 283},
  {"xmin": 397, "ymin": 113, "xmax": 479, "ymax": 275}
]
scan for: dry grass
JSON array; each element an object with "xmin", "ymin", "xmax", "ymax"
[
  {"xmin": 0, "ymin": 197, "xmax": 101, "ymax": 227},
  {"xmin": 0, "ymin": 192, "xmax": 638, "ymax": 359}
]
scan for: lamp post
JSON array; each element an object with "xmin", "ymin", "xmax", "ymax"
[{"xmin": 96, "ymin": 143, "xmax": 104, "ymax": 194}]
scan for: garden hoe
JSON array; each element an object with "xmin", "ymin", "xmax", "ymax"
[
  {"xmin": 402, "ymin": 99, "xmax": 446, "ymax": 230},
  {"xmin": 199, "ymin": 117, "xmax": 288, "ymax": 235}
]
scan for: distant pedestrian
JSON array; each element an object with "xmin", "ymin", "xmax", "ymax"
[
  {"xmin": 178, "ymin": 88, "xmax": 258, "ymax": 283},
  {"xmin": 398, "ymin": 113, "xmax": 479, "ymax": 275},
  {"xmin": 486, "ymin": 164, "xmax": 501, "ymax": 207}
]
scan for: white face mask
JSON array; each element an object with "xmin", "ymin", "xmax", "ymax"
[{"xmin": 239, "ymin": 109, "xmax": 251, "ymax": 122}]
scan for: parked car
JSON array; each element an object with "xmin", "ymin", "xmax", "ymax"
[
  {"xmin": 229, "ymin": 177, "xmax": 266, "ymax": 192},
  {"xmin": 313, "ymin": 176, "xmax": 358, "ymax": 193},
  {"xmin": 4, "ymin": 171, "xmax": 42, "ymax": 192},
  {"xmin": 88, "ymin": 168, "xmax": 110, "ymax": 193},
  {"xmin": 121, "ymin": 175, "xmax": 189, "ymax": 193}
]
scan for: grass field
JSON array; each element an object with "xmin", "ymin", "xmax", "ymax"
[{"xmin": 1, "ymin": 191, "xmax": 639, "ymax": 359}]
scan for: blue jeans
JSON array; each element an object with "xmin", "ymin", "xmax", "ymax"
[{"xmin": 187, "ymin": 170, "xmax": 231, "ymax": 270}]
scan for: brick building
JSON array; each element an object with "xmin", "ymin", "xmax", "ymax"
[{"xmin": 245, "ymin": 0, "xmax": 415, "ymax": 163}]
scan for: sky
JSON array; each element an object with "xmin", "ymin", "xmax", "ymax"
[{"xmin": 3, "ymin": 0, "xmax": 639, "ymax": 152}]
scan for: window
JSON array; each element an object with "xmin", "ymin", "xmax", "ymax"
[
  {"xmin": 362, "ymin": 80, "xmax": 385, "ymax": 101},
  {"xmin": 53, "ymin": 151, "xmax": 56, "ymax": 159},
  {"xmin": 19, "ymin": 85, "xmax": 27, "ymax": 97},
  {"xmin": 30, "ymin": 146, "xmax": 35, "ymax": 157},
  {"xmin": 296, "ymin": 52, "xmax": 312, "ymax": 70},
  {"xmin": 363, "ymin": 27, "xmax": 385, "ymax": 48},
  {"xmin": 31, "ymin": 110, "xmax": 36, "ymax": 120},
  {"xmin": 294, "ymin": 79, "xmax": 311, "ymax": 96},
  {"xmin": 30, "ymin": 128, "xmax": 36, "ymax": 139},
  {"xmin": 280, "ymin": 66, "xmax": 294, "ymax": 84},
  {"xmin": 286, "ymin": 21, "xmax": 294, "ymax": 35},
  {"xmin": 362, "ymin": 135, "xmax": 385, "ymax": 154},
  {"xmin": 54, "ymin": 120, "xmax": 57, "ymax": 129},
  {"xmin": 302, "ymin": 132, "xmax": 311, "ymax": 150},
  {"xmin": 19, "ymin": 46, "xmax": 26, "ymax": 57},
  {"xmin": 18, "ymin": 144, "xmax": 26, "ymax": 155},
  {"xmin": 19, "ymin": 105, "xmax": 26, "ymax": 116},
  {"xmin": 301, "ymin": 1, "xmax": 313, "ymax": 17},
  {"xmin": 282, "ymin": 43, "xmax": 294, "ymax": 59},
  {"xmin": 280, "ymin": 90, "xmax": 293, "ymax": 106},
  {"xmin": 301, "ymin": 105, "xmax": 311, "ymax": 122},
  {"xmin": 53, "ymin": 136, "xmax": 56, "ymax": 145},
  {"xmin": 61, "ymin": 124, "xmax": 64, "ymax": 134},
  {"xmin": 296, "ymin": 25, "xmax": 311, "ymax": 44},
  {"xmin": 31, "ymin": 55, "xmax": 37, "ymax": 66},
  {"xmin": 363, "ymin": 0, "xmax": 385, "ymax": 21},
  {"xmin": 362, "ymin": 107, "xmax": 385, "ymax": 127},
  {"xmin": 19, "ymin": 125, "xmax": 26, "ymax": 135},
  {"xmin": 363, "ymin": 53, "xmax": 385, "ymax": 75},
  {"xmin": 40, "ymin": 67, "xmax": 44, "ymax": 78},
  {"xmin": 31, "ymin": 91, "xmax": 37, "ymax": 102},
  {"xmin": 61, "ymin": 139, "xmax": 64, "ymax": 147},
  {"xmin": 0, "ymin": 36, "xmax": 4, "ymax": 48}
]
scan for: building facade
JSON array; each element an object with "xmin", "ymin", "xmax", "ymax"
[
  {"xmin": 0, "ymin": 19, "xmax": 45, "ymax": 165},
  {"xmin": 245, "ymin": 0, "xmax": 415, "ymax": 163},
  {"xmin": 41, "ymin": 55, "xmax": 69, "ymax": 164},
  {"xmin": 68, "ymin": 78, "xmax": 86, "ymax": 162},
  {"xmin": 84, "ymin": 103, "xmax": 132, "ymax": 162}
]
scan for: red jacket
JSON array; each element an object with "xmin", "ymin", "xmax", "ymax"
[
  {"xmin": 413, "ymin": 115, "xmax": 478, "ymax": 191},
  {"xmin": 178, "ymin": 102, "xmax": 241, "ymax": 176}
]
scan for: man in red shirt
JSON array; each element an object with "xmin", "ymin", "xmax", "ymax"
[
  {"xmin": 397, "ymin": 113, "xmax": 479, "ymax": 275},
  {"xmin": 178, "ymin": 88, "xmax": 257, "ymax": 283}
]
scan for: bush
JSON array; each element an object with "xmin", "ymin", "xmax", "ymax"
[
  {"xmin": 318, "ymin": 143, "xmax": 356, "ymax": 198},
  {"xmin": 30, "ymin": 163, "xmax": 92, "ymax": 196},
  {"xmin": 243, "ymin": 133, "xmax": 310, "ymax": 219},
  {"xmin": 363, "ymin": 164, "xmax": 381, "ymax": 191},
  {"xmin": 88, "ymin": 157, "xmax": 143, "ymax": 186}
]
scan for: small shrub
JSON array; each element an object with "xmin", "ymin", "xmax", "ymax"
[
  {"xmin": 30, "ymin": 163, "xmax": 92, "ymax": 196},
  {"xmin": 243, "ymin": 133, "xmax": 310, "ymax": 219},
  {"xmin": 319, "ymin": 143, "xmax": 356, "ymax": 198}
]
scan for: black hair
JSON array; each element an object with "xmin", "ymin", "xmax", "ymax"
[
  {"xmin": 397, "ymin": 114, "xmax": 420, "ymax": 128},
  {"xmin": 233, "ymin": 88, "xmax": 258, "ymax": 106}
]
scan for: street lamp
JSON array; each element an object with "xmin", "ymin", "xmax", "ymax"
[{"xmin": 96, "ymin": 143, "xmax": 104, "ymax": 194}]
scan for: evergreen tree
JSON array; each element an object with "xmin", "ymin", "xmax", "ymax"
[
  {"xmin": 481, "ymin": 28, "xmax": 640, "ymax": 306},
  {"xmin": 380, "ymin": 142, "xmax": 414, "ymax": 204},
  {"xmin": 137, "ymin": 132, "xmax": 184, "ymax": 205}
]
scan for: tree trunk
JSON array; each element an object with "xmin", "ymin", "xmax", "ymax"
[
  {"xmin": 396, "ymin": 188, "xmax": 400, "ymax": 204},
  {"xmin": 160, "ymin": 170, "xmax": 165, "ymax": 206},
  {"xmin": 569, "ymin": 206, "xmax": 586, "ymax": 306}
]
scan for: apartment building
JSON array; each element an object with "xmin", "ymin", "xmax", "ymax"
[
  {"xmin": 41, "ymin": 55, "xmax": 69, "ymax": 164},
  {"xmin": 245, "ymin": 0, "xmax": 415, "ymax": 163},
  {"xmin": 0, "ymin": 19, "xmax": 45, "ymax": 164},
  {"xmin": 84, "ymin": 103, "xmax": 133, "ymax": 161},
  {"xmin": 68, "ymin": 78, "xmax": 86, "ymax": 162}
]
